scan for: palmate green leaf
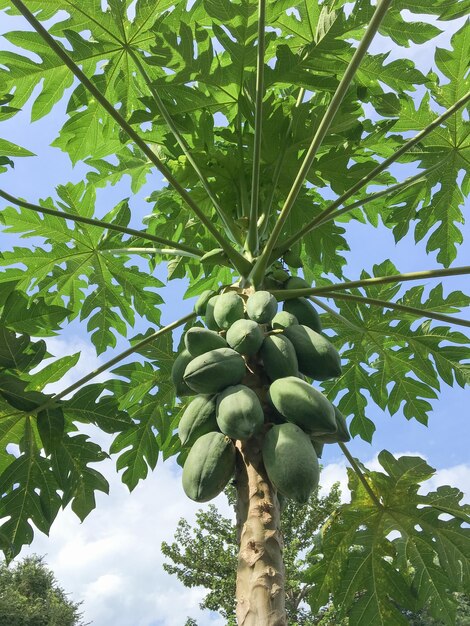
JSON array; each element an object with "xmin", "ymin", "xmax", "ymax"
[
  {"xmin": 50, "ymin": 433, "xmax": 110, "ymax": 521},
  {"xmin": 307, "ymin": 452, "xmax": 469, "ymax": 625},
  {"xmin": 320, "ymin": 261, "xmax": 470, "ymax": 440},
  {"xmin": 372, "ymin": 24, "xmax": 470, "ymax": 267},
  {"xmin": 0, "ymin": 290, "xmax": 70, "ymax": 337},
  {"xmin": 0, "ymin": 0, "xmax": 178, "ymax": 160},
  {"xmin": 0, "ymin": 419, "xmax": 62, "ymax": 561},
  {"xmin": 73, "ymin": 329, "xmax": 180, "ymax": 490},
  {"xmin": 0, "ymin": 182, "xmax": 165, "ymax": 353},
  {"xmin": 0, "ymin": 382, "xmax": 118, "ymax": 555}
]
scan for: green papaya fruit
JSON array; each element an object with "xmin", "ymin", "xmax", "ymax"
[
  {"xmin": 271, "ymin": 311, "xmax": 298, "ymax": 330},
  {"xmin": 184, "ymin": 327, "xmax": 227, "ymax": 357},
  {"xmin": 268, "ymin": 376, "xmax": 336, "ymax": 435},
  {"xmin": 246, "ymin": 291, "xmax": 278, "ymax": 324},
  {"xmin": 271, "ymin": 268, "xmax": 290, "ymax": 284},
  {"xmin": 195, "ymin": 289, "xmax": 217, "ymax": 316},
  {"xmin": 183, "ymin": 347, "xmax": 246, "ymax": 394},
  {"xmin": 171, "ymin": 349, "xmax": 194, "ymax": 397},
  {"xmin": 283, "ymin": 242, "xmax": 302, "ymax": 268},
  {"xmin": 216, "ymin": 385, "xmax": 264, "ymax": 440},
  {"xmin": 178, "ymin": 394, "xmax": 218, "ymax": 446},
  {"xmin": 282, "ymin": 298, "xmax": 321, "ymax": 333},
  {"xmin": 205, "ymin": 295, "xmax": 221, "ymax": 331},
  {"xmin": 262, "ymin": 275, "xmax": 280, "ymax": 290},
  {"xmin": 313, "ymin": 407, "xmax": 351, "ymax": 443},
  {"xmin": 262, "ymin": 422, "xmax": 319, "ymax": 503},
  {"xmin": 311, "ymin": 439, "xmax": 324, "ymax": 458},
  {"xmin": 283, "ymin": 325, "xmax": 341, "ymax": 380},
  {"xmin": 277, "ymin": 492, "xmax": 286, "ymax": 513},
  {"xmin": 260, "ymin": 334, "xmax": 298, "ymax": 381},
  {"xmin": 213, "ymin": 292, "xmax": 245, "ymax": 329},
  {"xmin": 284, "ymin": 276, "xmax": 310, "ymax": 290},
  {"xmin": 182, "ymin": 432, "xmax": 235, "ymax": 502},
  {"xmin": 225, "ymin": 318, "xmax": 264, "ymax": 356}
]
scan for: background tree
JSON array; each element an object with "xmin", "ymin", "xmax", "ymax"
[
  {"xmin": 162, "ymin": 484, "xmax": 341, "ymax": 625},
  {"xmin": 0, "ymin": 0, "xmax": 469, "ymax": 624},
  {"xmin": 0, "ymin": 555, "xmax": 87, "ymax": 626}
]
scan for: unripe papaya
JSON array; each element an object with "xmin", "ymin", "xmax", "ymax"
[
  {"xmin": 262, "ymin": 423, "xmax": 319, "ymax": 503},
  {"xmin": 184, "ymin": 327, "xmax": 227, "ymax": 357},
  {"xmin": 171, "ymin": 349, "xmax": 194, "ymax": 397},
  {"xmin": 195, "ymin": 289, "xmax": 217, "ymax": 316},
  {"xmin": 282, "ymin": 298, "xmax": 321, "ymax": 333},
  {"xmin": 182, "ymin": 432, "xmax": 235, "ymax": 502},
  {"xmin": 213, "ymin": 292, "xmax": 245, "ymax": 329},
  {"xmin": 285, "ymin": 276, "xmax": 310, "ymax": 290},
  {"xmin": 216, "ymin": 385, "xmax": 264, "ymax": 440},
  {"xmin": 183, "ymin": 347, "xmax": 246, "ymax": 394},
  {"xmin": 225, "ymin": 319, "xmax": 264, "ymax": 356},
  {"xmin": 263, "ymin": 275, "xmax": 279, "ymax": 290},
  {"xmin": 283, "ymin": 325, "xmax": 341, "ymax": 380},
  {"xmin": 260, "ymin": 334, "xmax": 298, "ymax": 381},
  {"xmin": 264, "ymin": 269, "xmax": 289, "ymax": 289},
  {"xmin": 271, "ymin": 311, "xmax": 298, "ymax": 330},
  {"xmin": 311, "ymin": 439, "xmax": 324, "ymax": 458},
  {"xmin": 246, "ymin": 291, "xmax": 278, "ymax": 324},
  {"xmin": 269, "ymin": 376, "xmax": 336, "ymax": 435},
  {"xmin": 178, "ymin": 394, "xmax": 218, "ymax": 446},
  {"xmin": 205, "ymin": 295, "xmax": 221, "ymax": 331},
  {"xmin": 313, "ymin": 407, "xmax": 351, "ymax": 443},
  {"xmin": 283, "ymin": 242, "xmax": 302, "ymax": 268},
  {"xmin": 271, "ymin": 268, "xmax": 290, "ymax": 284}
]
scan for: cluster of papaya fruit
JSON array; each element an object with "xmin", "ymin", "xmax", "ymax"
[{"xmin": 171, "ymin": 279, "xmax": 350, "ymax": 505}]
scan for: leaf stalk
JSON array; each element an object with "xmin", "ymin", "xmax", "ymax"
[
  {"xmin": 245, "ymin": 0, "xmax": 266, "ymax": 256},
  {"xmin": 320, "ymin": 291, "xmax": 470, "ymax": 328},
  {"xmin": 101, "ymin": 247, "xmax": 201, "ymax": 259},
  {"xmin": 339, "ymin": 443, "xmax": 384, "ymax": 509},
  {"xmin": 278, "ymin": 90, "xmax": 470, "ymax": 254},
  {"xmin": 127, "ymin": 47, "xmax": 243, "ymax": 247},
  {"xmin": 270, "ymin": 266, "xmax": 470, "ymax": 300},
  {"xmin": 0, "ymin": 188, "xmax": 202, "ymax": 257},
  {"xmin": 249, "ymin": 0, "xmax": 394, "ymax": 286},
  {"xmin": 33, "ymin": 312, "xmax": 197, "ymax": 412}
]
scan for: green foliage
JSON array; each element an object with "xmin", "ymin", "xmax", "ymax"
[
  {"xmin": 0, "ymin": 0, "xmax": 468, "ymax": 614},
  {"xmin": 0, "ymin": 554, "xmax": 86, "ymax": 625},
  {"xmin": 307, "ymin": 452, "xmax": 470, "ymax": 625}
]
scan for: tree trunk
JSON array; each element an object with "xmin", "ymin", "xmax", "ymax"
[{"xmin": 235, "ymin": 436, "xmax": 287, "ymax": 626}]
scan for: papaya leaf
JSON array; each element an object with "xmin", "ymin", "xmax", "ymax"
[
  {"xmin": 321, "ymin": 263, "xmax": 470, "ymax": 440},
  {"xmin": 0, "ymin": 182, "xmax": 164, "ymax": 353},
  {"xmin": 307, "ymin": 452, "xmax": 470, "ymax": 625}
]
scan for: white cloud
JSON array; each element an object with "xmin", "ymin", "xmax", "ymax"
[
  {"xmin": 21, "ymin": 457, "xmax": 229, "ymax": 626},
  {"xmin": 39, "ymin": 335, "xmax": 110, "ymax": 397}
]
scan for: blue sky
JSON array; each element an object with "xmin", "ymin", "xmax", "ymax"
[{"xmin": 0, "ymin": 7, "xmax": 469, "ymax": 626}]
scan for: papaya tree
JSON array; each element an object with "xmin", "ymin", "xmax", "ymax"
[{"xmin": 0, "ymin": 1, "xmax": 469, "ymax": 625}]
